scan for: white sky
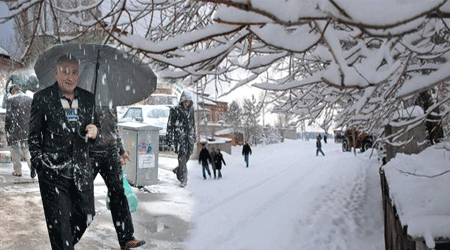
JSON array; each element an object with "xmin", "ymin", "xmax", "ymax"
[{"xmin": 0, "ymin": 3, "xmax": 16, "ymax": 58}]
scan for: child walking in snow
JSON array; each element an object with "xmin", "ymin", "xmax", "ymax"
[{"xmin": 214, "ymin": 148, "xmax": 226, "ymax": 179}]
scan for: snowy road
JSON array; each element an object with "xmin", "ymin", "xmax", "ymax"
[{"xmin": 187, "ymin": 139, "xmax": 384, "ymax": 250}]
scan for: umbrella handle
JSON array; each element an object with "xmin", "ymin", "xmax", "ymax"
[{"xmin": 77, "ymin": 125, "xmax": 89, "ymax": 143}]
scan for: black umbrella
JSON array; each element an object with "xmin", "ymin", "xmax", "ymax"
[{"xmin": 33, "ymin": 44, "xmax": 157, "ymax": 107}]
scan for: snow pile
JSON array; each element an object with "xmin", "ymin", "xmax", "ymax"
[{"xmin": 383, "ymin": 144, "xmax": 450, "ymax": 248}]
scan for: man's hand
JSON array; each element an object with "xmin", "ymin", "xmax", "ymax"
[
  {"xmin": 120, "ymin": 152, "xmax": 132, "ymax": 165},
  {"xmin": 85, "ymin": 124, "xmax": 98, "ymax": 139}
]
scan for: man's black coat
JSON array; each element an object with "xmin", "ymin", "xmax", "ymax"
[
  {"xmin": 28, "ymin": 83, "xmax": 99, "ymax": 212},
  {"xmin": 198, "ymin": 148, "xmax": 211, "ymax": 165}
]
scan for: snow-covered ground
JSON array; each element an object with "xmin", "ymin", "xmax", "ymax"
[
  {"xmin": 0, "ymin": 139, "xmax": 385, "ymax": 249},
  {"xmin": 186, "ymin": 139, "xmax": 385, "ymax": 250}
]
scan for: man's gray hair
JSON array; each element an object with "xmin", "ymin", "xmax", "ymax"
[{"xmin": 56, "ymin": 54, "xmax": 79, "ymax": 68}]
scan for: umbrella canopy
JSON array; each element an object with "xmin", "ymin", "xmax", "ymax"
[
  {"xmin": 2, "ymin": 71, "xmax": 39, "ymax": 109},
  {"xmin": 5, "ymin": 71, "xmax": 39, "ymax": 93},
  {"xmin": 33, "ymin": 44, "xmax": 157, "ymax": 107}
]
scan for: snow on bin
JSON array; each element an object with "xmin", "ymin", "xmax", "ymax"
[{"xmin": 118, "ymin": 122, "xmax": 161, "ymax": 187}]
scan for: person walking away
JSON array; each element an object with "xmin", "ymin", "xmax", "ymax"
[
  {"xmin": 166, "ymin": 91, "xmax": 196, "ymax": 187},
  {"xmin": 242, "ymin": 141, "xmax": 252, "ymax": 168},
  {"xmin": 214, "ymin": 148, "xmax": 226, "ymax": 179},
  {"xmin": 324, "ymin": 133, "xmax": 328, "ymax": 143},
  {"xmin": 90, "ymin": 106, "xmax": 146, "ymax": 250},
  {"xmin": 28, "ymin": 55, "xmax": 100, "ymax": 250},
  {"xmin": 5, "ymin": 84, "xmax": 34, "ymax": 178},
  {"xmin": 316, "ymin": 136, "xmax": 325, "ymax": 156},
  {"xmin": 210, "ymin": 147, "xmax": 217, "ymax": 179},
  {"xmin": 198, "ymin": 143, "xmax": 212, "ymax": 179}
]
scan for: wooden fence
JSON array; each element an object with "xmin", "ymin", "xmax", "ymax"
[{"xmin": 380, "ymin": 169, "xmax": 450, "ymax": 250}]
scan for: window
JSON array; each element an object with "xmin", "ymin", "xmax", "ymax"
[
  {"xmin": 146, "ymin": 109, "xmax": 169, "ymax": 119},
  {"xmin": 124, "ymin": 108, "xmax": 143, "ymax": 120}
]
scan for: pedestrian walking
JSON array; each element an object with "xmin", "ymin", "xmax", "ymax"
[
  {"xmin": 214, "ymin": 148, "xmax": 226, "ymax": 179},
  {"xmin": 90, "ymin": 106, "xmax": 145, "ymax": 250},
  {"xmin": 28, "ymin": 55, "xmax": 100, "ymax": 250},
  {"xmin": 198, "ymin": 143, "xmax": 212, "ymax": 179},
  {"xmin": 210, "ymin": 147, "xmax": 217, "ymax": 179},
  {"xmin": 242, "ymin": 141, "xmax": 252, "ymax": 168},
  {"xmin": 324, "ymin": 133, "xmax": 328, "ymax": 143},
  {"xmin": 166, "ymin": 91, "xmax": 196, "ymax": 187},
  {"xmin": 316, "ymin": 135, "xmax": 325, "ymax": 156},
  {"xmin": 5, "ymin": 84, "xmax": 34, "ymax": 178}
]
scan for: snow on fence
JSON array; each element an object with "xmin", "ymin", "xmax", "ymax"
[
  {"xmin": 380, "ymin": 169, "xmax": 417, "ymax": 250},
  {"xmin": 380, "ymin": 169, "xmax": 450, "ymax": 250}
]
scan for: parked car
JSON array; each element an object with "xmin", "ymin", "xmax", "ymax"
[
  {"xmin": 342, "ymin": 128, "xmax": 373, "ymax": 153},
  {"xmin": 119, "ymin": 105, "xmax": 171, "ymax": 150}
]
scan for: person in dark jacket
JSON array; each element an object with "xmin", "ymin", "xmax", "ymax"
[
  {"xmin": 323, "ymin": 133, "xmax": 328, "ymax": 143},
  {"xmin": 316, "ymin": 135, "xmax": 325, "ymax": 156},
  {"xmin": 242, "ymin": 141, "xmax": 252, "ymax": 168},
  {"xmin": 90, "ymin": 107, "xmax": 145, "ymax": 250},
  {"xmin": 166, "ymin": 91, "xmax": 196, "ymax": 187},
  {"xmin": 28, "ymin": 55, "xmax": 99, "ymax": 250},
  {"xmin": 214, "ymin": 148, "xmax": 226, "ymax": 179},
  {"xmin": 5, "ymin": 84, "xmax": 34, "ymax": 178},
  {"xmin": 210, "ymin": 147, "xmax": 218, "ymax": 179},
  {"xmin": 198, "ymin": 143, "xmax": 211, "ymax": 179}
]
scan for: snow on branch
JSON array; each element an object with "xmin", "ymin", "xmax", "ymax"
[
  {"xmin": 397, "ymin": 169, "xmax": 450, "ymax": 178},
  {"xmin": 115, "ymin": 23, "xmax": 245, "ymax": 54}
]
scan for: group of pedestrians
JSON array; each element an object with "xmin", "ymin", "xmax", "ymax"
[
  {"xmin": 164, "ymin": 90, "xmax": 256, "ymax": 185},
  {"xmin": 195, "ymin": 141, "xmax": 252, "ymax": 181},
  {"xmin": 198, "ymin": 143, "xmax": 226, "ymax": 179},
  {"xmin": 6, "ymin": 55, "xmax": 145, "ymax": 250}
]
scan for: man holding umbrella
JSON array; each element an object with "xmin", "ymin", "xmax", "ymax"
[
  {"xmin": 32, "ymin": 44, "xmax": 157, "ymax": 250},
  {"xmin": 29, "ymin": 55, "xmax": 100, "ymax": 250}
]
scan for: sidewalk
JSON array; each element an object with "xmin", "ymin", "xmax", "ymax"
[{"xmin": 0, "ymin": 157, "xmax": 194, "ymax": 250}]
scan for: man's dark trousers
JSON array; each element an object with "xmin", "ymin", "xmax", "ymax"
[
  {"xmin": 202, "ymin": 162, "xmax": 211, "ymax": 179},
  {"xmin": 38, "ymin": 174, "xmax": 92, "ymax": 250},
  {"xmin": 91, "ymin": 150, "xmax": 134, "ymax": 246}
]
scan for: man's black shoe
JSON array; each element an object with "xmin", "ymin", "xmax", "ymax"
[{"xmin": 120, "ymin": 238, "xmax": 146, "ymax": 250}]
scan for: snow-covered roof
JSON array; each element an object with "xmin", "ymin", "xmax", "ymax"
[
  {"xmin": 199, "ymin": 135, "xmax": 231, "ymax": 143},
  {"xmin": 383, "ymin": 143, "xmax": 450, "ymax": 248},
  {"xmin": 215, "ymin": 128, "xmax": 233, "ymax": 135},
  {"xmin": 215, "ymin": 128, "xmax": 244, "ymax": 135},
  {"xmin": 194, "ymin": 106, "xmax": 210, "ymax": 113}
]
